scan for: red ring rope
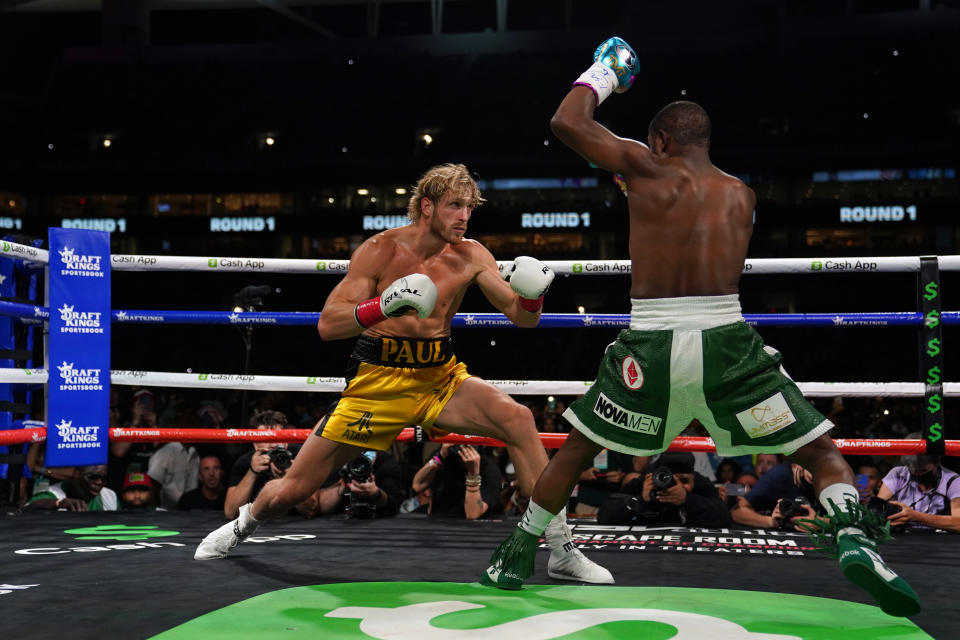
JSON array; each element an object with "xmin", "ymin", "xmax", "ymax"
[{"xmin": 0, "ymin": 426, "xmax": 955, "ymax": 455}]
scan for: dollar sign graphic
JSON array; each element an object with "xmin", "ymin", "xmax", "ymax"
[
  {"xmin": 929, "ymin": 423, "xmax": 943, "ymax": 442},
  {"xmin": 927, "ymin": 394, "xmax": 942, "ymax": 414},
  {"xmin": 927, "ymin": 366, "xmax": 941, "ymax": 385},
  {"xmin": 924, "ymin": 282, "xmax": 939, "ymax": 301},
  {"xmin": 926, "ymin": 338, "xmax": 941, "ymax": 357},
  {"xmin": 925, "ymin": 310, "xmax": 940, "ymax": 328}
]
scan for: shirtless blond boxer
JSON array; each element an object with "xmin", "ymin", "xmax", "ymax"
[{"xmin": 196, "ymin": 163, "xmax": 611, "ymax": 584}]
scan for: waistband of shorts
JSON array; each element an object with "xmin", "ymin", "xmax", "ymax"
[
  {"xmin": 629, "ymin": 294, "xmax": 743, "ymax": 330},
  {"xmin": 352, "ymin": 334, "xmax": 454, "ymax": 368}
]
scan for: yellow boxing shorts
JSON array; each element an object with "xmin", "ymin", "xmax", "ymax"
[{"xmin": 316, "ymin": 335, "xmax": 471, "ymax": 451}]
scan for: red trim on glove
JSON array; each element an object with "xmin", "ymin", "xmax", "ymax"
[
  {"xmin": 355, "ymin": 298, "xmax": 387, "ymax": 328},
  {"xmin": 518, "ymin": 296, "xmax": 544, "ymax": 312}
]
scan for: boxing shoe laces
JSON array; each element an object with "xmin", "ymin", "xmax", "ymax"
[
  {"xmin": 797, "ymin": 499, "xmax": 920, "ymax": 617},
  {"xmin": 544, "ymin": 518, "xmax": 615, "ymax": 584},
  {"xmin": 194, "ymin": 503, "xmax": 258, "ymax": 560}
]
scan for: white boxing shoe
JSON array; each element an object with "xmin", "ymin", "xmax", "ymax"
[
  {"xmin": 194, "ymin": 503, "xmax": 259, "ymax": 560},
  {"xmin": 544, "ymin": 514, "xmax": 614, "ymax": 584}
]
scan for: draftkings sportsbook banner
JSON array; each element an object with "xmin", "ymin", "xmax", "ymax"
[{"xmin": 46, "ymin": 228, "xmax": 111, "ymax": 466}]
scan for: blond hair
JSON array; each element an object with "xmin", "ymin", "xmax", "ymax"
[{"xmin": 406, "ymin": 163, "xmax": 485, "ymax": 222}]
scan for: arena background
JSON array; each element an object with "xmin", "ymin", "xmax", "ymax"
[
  {"xmin": 0, "ymin": 0, "xmax": 957, "ymax": 451},
  {"xmin": 1, "ymin": 2, "xmax": 959, "ymax": 639},
  {"xmin": 0, "ymin": 4, "xmax": 954, "ymax": 427}
]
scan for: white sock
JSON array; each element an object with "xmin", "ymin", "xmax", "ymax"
[
  {"xmin": 819, "ymin": 483, "xmax": 859, "ymax": 515},
  {"xmin": 518, "ymin": 500, "xmax": 557, "ymax": 536}
]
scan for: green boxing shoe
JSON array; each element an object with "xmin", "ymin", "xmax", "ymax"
[
  {"xmin": 797, "ymin": 498, "xmax": 921, "ymax": 618},
  {"xmin": 482, "ymin": 528, "xmax": 539, "ymax": 590},
  {"xmin": 837, "ymin": 531, "xmax": 920, "ymax": 617}
]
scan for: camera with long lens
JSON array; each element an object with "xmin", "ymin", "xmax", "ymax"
[
  {"xmin": 651, "ymin": 466, "xmax": 676, "ymax": 491},
  {"xmin": 775, "ymin": 496, "xmax": 812, "ymax": 530},
  {"xmin": 339, "ymin": 454, "xmax": 376, "ymax": 519},
  {"xmin": 259, "ymin": 447, "xmax": 293, "ymax": 477}
]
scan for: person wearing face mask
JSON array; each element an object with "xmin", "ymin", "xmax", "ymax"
[{"xmin": 877, "ymin": 442, "xmax": 960, "ymax": 532}]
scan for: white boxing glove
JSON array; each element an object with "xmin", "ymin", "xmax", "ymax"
[
  {"xmin": 355, "ymin": 273, "xmax": 438, "ymax": 328},
  {"xmin": 503, "ymin": 256, "xmax": 554, "ymax": 312}
]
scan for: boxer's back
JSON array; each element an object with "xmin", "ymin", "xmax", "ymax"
[{"xmin": 624, "ymin": 159, "xmax": 755, "ymax": 299}]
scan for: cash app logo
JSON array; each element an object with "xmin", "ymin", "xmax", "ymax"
[
  {"xmin": 208, "ymin": 258, "xmax": 218, "ymax": 268},
  {"xmin": 811, "ymin": 260, "xmax": 822, "ymax": 271},
  {"xmin": 198, "ymin": 374, "xmax": 209, "ymax": 381},
  {"xmin": 572, "ymin": 263, "xmax": 583, "ymax": 273},
  {"xmin": 64, "ymin": 525, "xmax": 180, "ymax": 542},
  {"xmin": 152, "ymin": 582, "xmax": 932, "ymax": 640},
  {"xmin": 2, "ymin": 242, "xmax": 9, "ymax": 252},
  {"xmin": 317, "ymin": 261, "xmax": 327, "ymax": 271}
]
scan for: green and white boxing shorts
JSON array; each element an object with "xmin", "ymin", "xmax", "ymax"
[{"xmin": 564, "ymin": 294, "xmax": 834, "ymax": 456}]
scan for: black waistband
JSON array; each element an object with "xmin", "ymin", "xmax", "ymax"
[{"xmin": 351, "ymin": 335, "xmax": 454, "ymax": 368}]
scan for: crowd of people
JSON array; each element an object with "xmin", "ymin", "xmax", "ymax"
[{"xmin": 14, "ymin": 387, "xmax": 959, "ymax": 537}]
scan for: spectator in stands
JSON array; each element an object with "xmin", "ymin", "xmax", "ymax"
[
  {"xmin": 302, "ymin": 450, "xmax": 404, "ymax": 518},
  {"xmin": 572, "ymin": 448, "xmax": 634, "ymax": 515},
  {"xmin": 715, "ymin": 458, "xmax": 743, "ymax": 485},
  {"xmin": 541, "ymin": 414, "xmax": 559, "ymax": 434},
  {"xmin": 855, "ymin": 461, "xmax": 882, "ymax": 503},
  {"xmin": 597, "ymin": 452, "xmax": 731, "ymax": 527},
  {"xmin": 736, "ymin": 470, "xmax": 759, "ymax": 491},
  {"xmin": 730, "ymin": 462, "xmax": 818, "ymax": 531},
  {"xmin": 192, "ymin": 398, "xmax": 232, "ymax": 465},
  {"xmin": 411, "ymin": 444, "xmax": 502, "ymax": 519},
  {"xmin": 108, "ymin": 388, "xmax": 159, "ymax": 490},
  {"xmin": 178, "ymin": 455, "xmax": 227, "ymax": 511},
  {"xmin": 824, "ymin": 396, "xmax": 851, "ymax": 436},
  {"xmin": 542, "ymin": 396, "xmax": 566, "ymax": 425},
  {"xmin": 877, "ymin": 447, "xmax": 960, "ymax": 532},
  {"xmin": 499, "ymin": 459, "xmax": 529, "ymax": 516},
  {"xmin": 680, "ymin": 422, "xmax": 718, "ymax": 481},
  {"xmin": 225, "ymin": 410, "xmax": 311, "ymax": 519},
  {"xmin": 25, "ymin": 464, "xmax": 118, "ymax": 511},
  {"xmin": 148, "ymin": 436, "xmax": 200, "ymax": 511},
  {"xmin": 25, "ymin": 439, "xmax": 73, "ymax": 498},
  {"xmin": 752, "ymin": 453, "xmax": 781, "ymax": 479},
  {"xmin": 120, "ymin": 471, "xmax": 158, "ymax": 511}
]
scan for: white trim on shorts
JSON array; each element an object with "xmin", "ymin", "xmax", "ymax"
[{"xmin": 630, "ymin": 294, "xmax": 743, "ymax": 331}]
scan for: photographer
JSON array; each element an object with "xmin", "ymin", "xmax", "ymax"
[
  {"xmin": 876, "ymin": 448, "xmax": 960, "ymax": 532},
  {"xmin": 598, "ymin": 452, "xmax": 731, "ymax": 527},
  {"xmin": 731, "ymin": 462, "xmax": 819, "ymax": 531},
  {"xmin": 225, "ymin": 410, "xmax": 308, "ymax": 519},
  {"xmin": 411, "ymin": 443, "xmax": 502, "ymax": 520},
  {"xmin": 306, "ymin": 449, "xmax": 404, "ymax": 518}
]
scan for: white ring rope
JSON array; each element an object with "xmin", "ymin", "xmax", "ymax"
[
  {"xmin": 106, "ymin": 254, "xmax": 958, "ymax": 275},
  {"xmin": 2, "ymin": 238, "xmax": 957, "ymax": 273},
  {"xmin": 3, "ymin": 367, "xmax": 956, "ymax": 397},
  {"xmin": 2, "ymin": 237, "xmax": 958, "ymax": 274}
]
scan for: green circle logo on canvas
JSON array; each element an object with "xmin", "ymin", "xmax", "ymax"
[{"xmin": 153, "ymin": 582, "xmax": 931, "ymax": 639}]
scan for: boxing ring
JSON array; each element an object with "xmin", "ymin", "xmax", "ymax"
[{"xmin": 0, "ymin": 240, "xmax": 958, "ymax": 639}]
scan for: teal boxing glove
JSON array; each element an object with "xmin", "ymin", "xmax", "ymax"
[{"xmin": 574, "ymin": 36, "xmax": 639, "ymax": 106}]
